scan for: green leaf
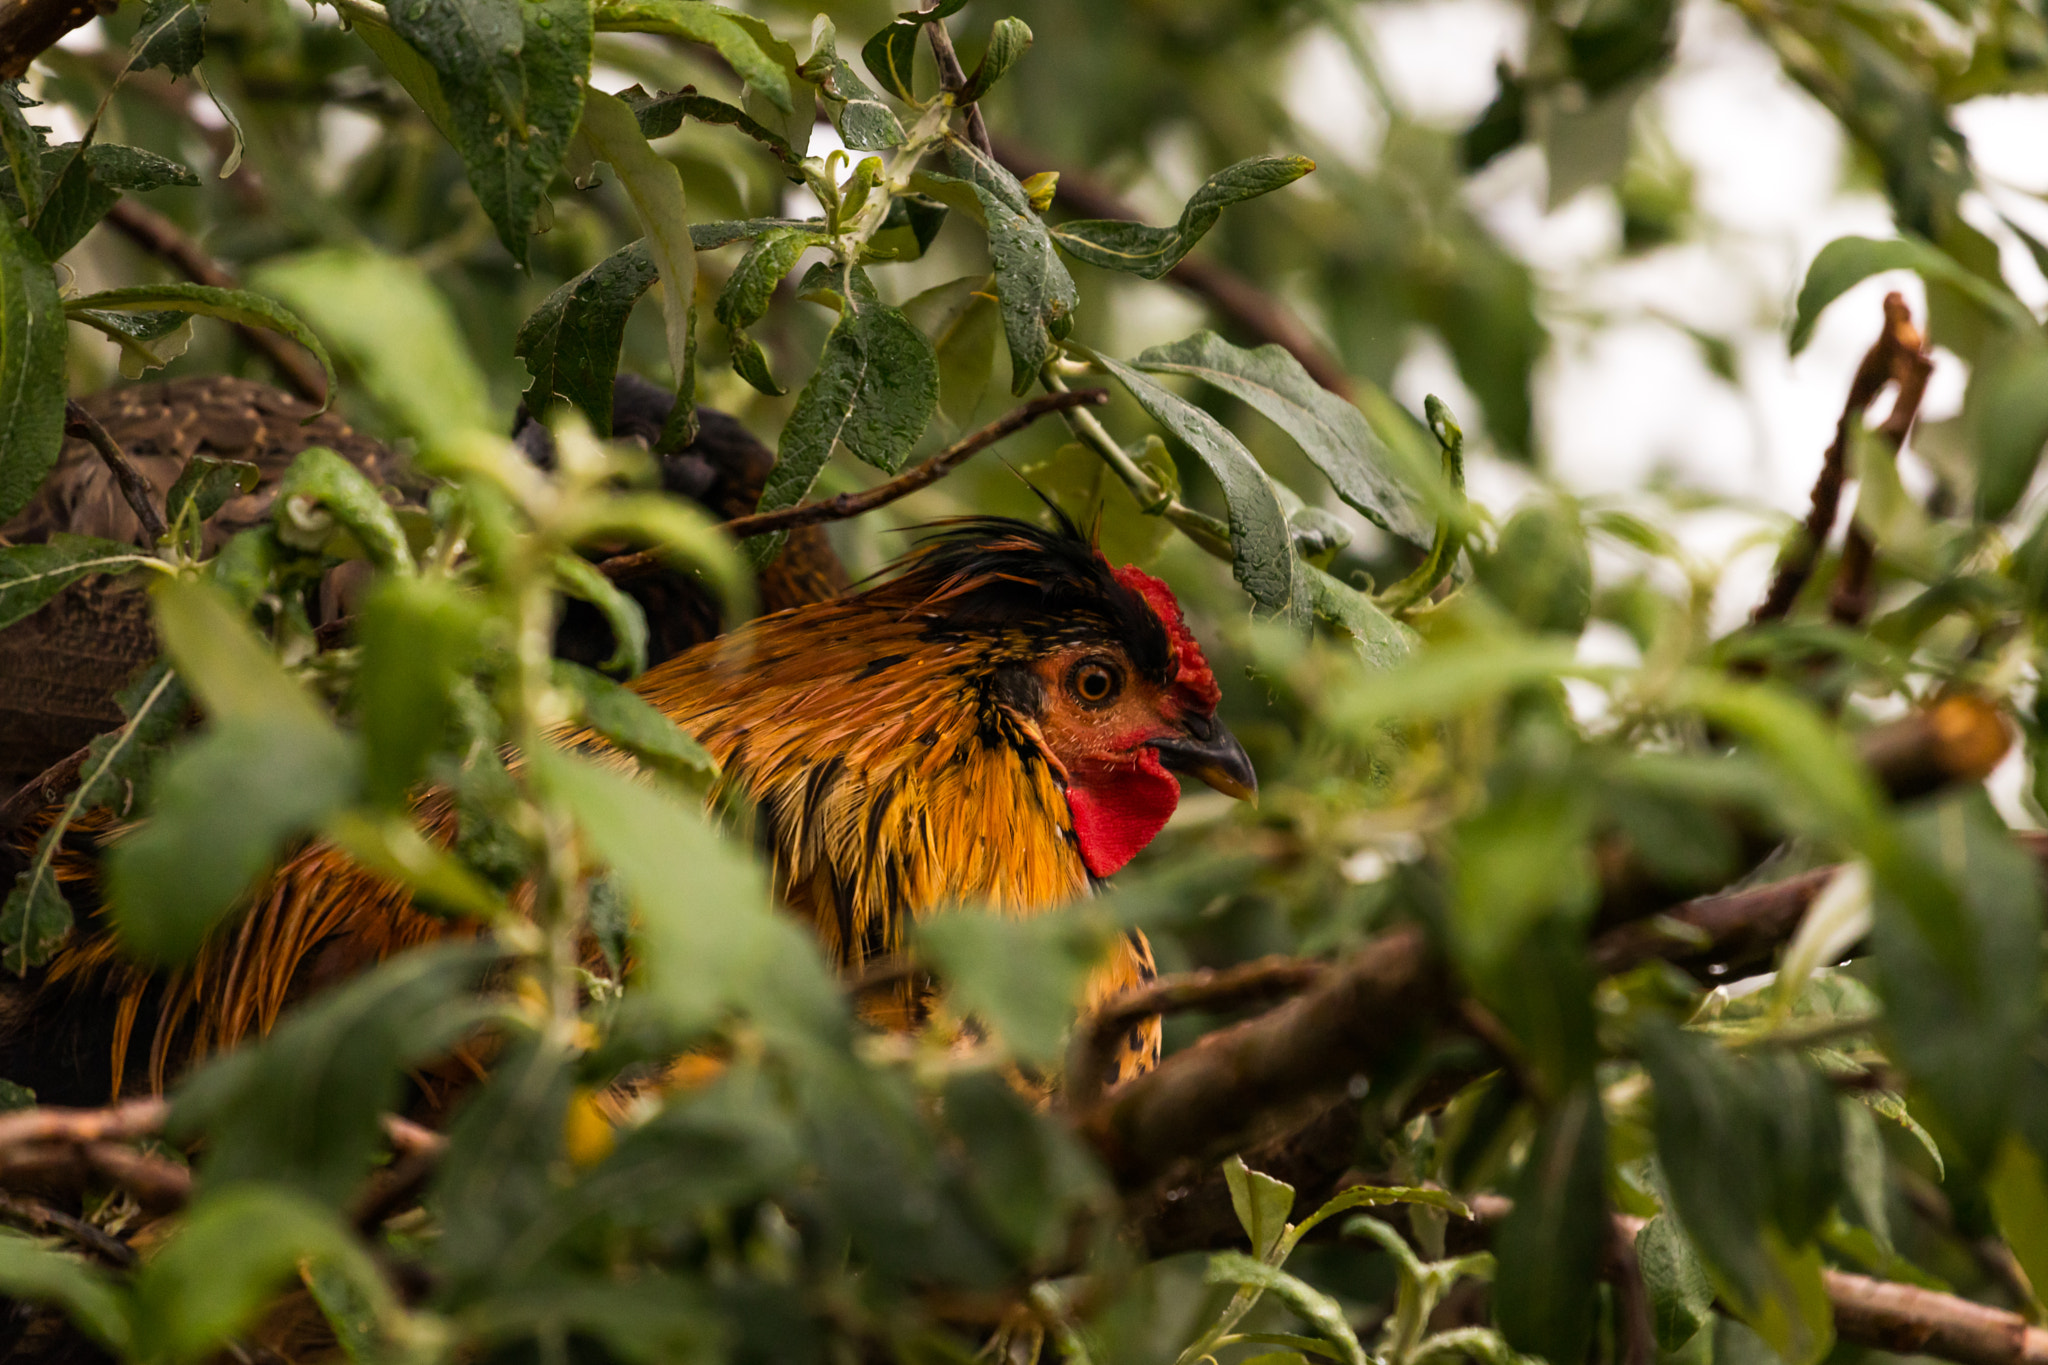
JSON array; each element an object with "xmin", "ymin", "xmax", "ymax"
[
  {"xmin": 957, "ymin": 17, "xmax": 1030, "ymax": 104},
  {"xmin": 385, "ymin": 0, "xmax": 590, "ymax": 268},
  {"xmin": 1872, "ymin": 790, "xmax": 2045, "ymax": 1172},
  {"xmin": 251, "ymin": 247, "xmax": 491, "ymax": 456},
  {"xmin": 1637, "ymin": 1216, "xmax": 1714, "ymax": 1352},
  {"xmin": 1222, "ymin": 1156, "xmax": 1295, "ymax": 1260},
  {"xmin": 554, "ymin": 660, "xmax": 718, "ymax": 786},
  {"xmin": 1494, "ymin": 1086, "xmax": 1608, "ymax": 1365},
  {"xmin": 344, "ymin": 4, "xmax": 459, "ymax": 140},
  {"xmin": 65, "ymin": 283, "xmax": 337, "ymax": 414},
  {"xmin": 1989, "ymin": 1133, "xmax": 2048, "ymax": 1310},
  {"xmin": 80, "ymin": 142, "xmax": 198, "ymax": 192},
  {"xmin": 1289, "ymin": 1183, "xmax": 1473, "ymax": 1244},
  {"xmin": 1050, "ymin": 156, "xmax": 1314, "ymax": 280},
  {"xmin": 1133, "ymin": 330, "xmax": 1427, "ymax": 546},
  {"xmin": 131, "ymin": 1185, "xmax": 396, "ymax": 1362},
  {"xmin": 170, "ymin": 944, "xmax": 494, "ymax": 1204},
  {"xmin": 1304, "ymin": 566, "xmax": 1415, "ymax": 670},
  {"xmin": 747, "ymin": 276, "xmax": 937, "ymax": 565},
  {"xmin": 1202, "ymin": 1253, "xmax": 1368, "ymax": 1365},
  {"xmin": 531, "ymin": 745, "xmax": 839, "ymax": 1040},
  {"xmin": 0, "ymin": 533, "xmax": 155, "ymax": 631},
  {"xmin": 1972, "ymin": 338, "xmax": 2048, "ymax": 522},
  {"xmin": 1789, "ymin": 236, "xmax": 2033, "ymax": 355},
  {"xmin": 1090, "ymin": 350, "xmax": 1302, "ymax": 621},
  {"xmin": 913, "ymin": 908, "xmax": 1110, "ymax": 1068},
  {"xmin": 860, "ymin": 19, "xmax": 920, "ymax": 102},
  {"xmin": 1477, "ymin": 500, "xmax": 1593, "ymax": 635},
  {"xmin": 273, "ymin": 447, "xmax": 413, "ymax": 573},
  {"xmin": 621, "ymin": 83, "xmax": 797, "ymax": 164},
  {"xmin": 553, "ymin": 553, "xmax": 648, "ymax": 676},
  {"xmin": 130, "ymin": 0, "xmax": 206, "ymax": 77},
  {"xmin": 163, "ymin": 456, "xmax": 260, "ymax": 549},
  {"xmin": 800, "ymin": 18, "xmax": 905, "ymax": 151},
  {"xmin": 517, "ymin": 240, "xmax": 658, "ymax": 434},
  {"xmin": 688, "ymin": 215, "xmax": 819, "ymax": 249},
  {"xmin": 714, "ymin": 226, "xmax": 825, "ymax": 396},
  {"xmin": 940, "ymin": 142, "xmax": 1080, "ymax": 393},
  {"xmin": 0, "ymin": 88, "xmax": 48, "ymax": 213},
  {"xmin": 593, "ymin": 0, "xmax": 798, "ymax": 114},
  {"xmin": 580, "ymin": 88, "xmax": 696, "ymax": 399},
  {"xmin": 903, "ymin": 274, "xmax": 997, "ymax": 428},
  {"xmin": 562, "ymin": 490, "xmax": 748, "ymax": 614},
  {"xmin": 0, "ymin": 214, "xmax": 66, "ymax": 523},
  {"xmin": 0, "ymin": 1231, "xmax": 133, "ymax": 1354},
  {"xmin": 354, "ymin": 576, "xmax": 489, "ymax": 806}
]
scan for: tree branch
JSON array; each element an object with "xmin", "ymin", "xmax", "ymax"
[
  {"xmin": 1753, "ymin": 292, "xmax": 1928, "ymax": 625},
  {"xmin": 64, "ymin": 399, "xmax": 166, "ymax": 544},
  {"xmin": 102, "ymin": 200, "xmax": 330, "ymax": 406},
  {"xmin": 989, "ymin": 135, "xmax": 1356, "ymax": 402},
  {"xmin": 922, "ymin": 11, "xmax": 991, "ymax": 158},
  {"xmin": 597, "ymin": 389, "xmax": 1107, "ymax": 584},
  {"xmin": 0, "ymin": 0, "xmax": 112, "ymax": 80}
]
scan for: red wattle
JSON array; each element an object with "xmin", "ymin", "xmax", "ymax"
[{"xmin": 1065, "ymin": 747, "xmax": 1181, "ymax": 878}]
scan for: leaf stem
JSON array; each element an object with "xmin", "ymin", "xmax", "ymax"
[{"xmin": 1040, "ymin": 366, "xmax": 1235, "ymax": 560}]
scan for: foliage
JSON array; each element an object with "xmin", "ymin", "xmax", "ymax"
[{"xmin": 0, "ymin": 0, "xmax": 2045, "ymax": 1361}]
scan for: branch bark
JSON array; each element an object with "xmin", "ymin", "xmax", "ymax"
[
  {"xmin": 922, "ymin": 11, "xmax": 992, "ymax": 158},
  {"xmin": 1753, "ymin": 292, "xmax": 1930, "ymax": 625},
  {"xmin": 0, "ymin": 0, "xmax": 111, "ymax": 80}
]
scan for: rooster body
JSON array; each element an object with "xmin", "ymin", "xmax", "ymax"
[{"xmin": 9, "ymin": 516, "xmax": 1253, "ymax": 1098}]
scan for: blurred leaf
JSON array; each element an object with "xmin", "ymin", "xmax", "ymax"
[
  {"xmin": 1326, "ymin": 638, "xmax": 1588, "ymax": 733},
  {"xmin": 1133, "ymin": 331, "xmax": 1427, "ymax": 546},
  {"xmin": 1495, "ymin": 1086, "xmax": 1608, "ymax": 1365},
  {"xmin": 1971, "ymin": 338, "xmax": 2048, "ymax": 522},
  {"xmin": 564, "ymin": 491, "xmax": 747, "ymax": 613},
  {"xmin": 252, "ymin": 248, "xmax": 491, "ymax": 456},
  {"xmin": 1305, "ymin": 566, "xmax": 1414, "ymax": 670},
  {"xmin": 903, "ymin": 274, "xmax": 997, "ymax": 427},
  {"xmin": 1789, "ymin": 236, "xmax": 2032, "ymax": 355},
  {"xmin": 171, "ymin": 943, "xmax": 494, "ymax": 1204},
  {"xmin": 133, "ymin": 1185, "xmax": 396, "ymax": 1362},
  {"xmin": 1990, "ymin": 1133, "xmax": 2048, "ymax": 1308},
  {"xmin": 580, "ymin": 88, "xmax": 695, "ymax": 396},
  {"xmin": 1050, "ymin": 156, "xmax": 1315, "ymax": 281},
  {"xmin": 594, "ymin": 0, "xmax": 798, "ymax": 114},
  {"xmin": 957, "ymin": 17, "xmax": 1031, "ymax": 104},
  {"xmin": 517, "ymin": 239, "xmax": 659, "ymax": 434},
  {"xmin": 1477, "ymin": 501, "xmax": 1592, "ymax": 635},
  {"xmin": 1872, "ymin": 790, "xmax": 2044, "ymax": 1172},
  {"xmin": 1637, "ymin": 1215, "xmax": 1713, "ymax": 1352},
  {"xmin": 801, "ymin": 18, "xmax": 904, "ymax": 150},
  {"xmin": 554, "ymin": 659, "xmax": 718, "ymax": 785},
  {"xmin": 354, "ymin": 576, "xmax": 489, "ymax": 806},
  {"xmin": 0, "ymin": 1231, "xmax": 132, "ymax": 1354},
  {"xmin": 945, "ymin": 1068, "xmax": 1107, "ymax": 1262},
  {"xmin": 0, "ymin": 534, "xmax": 154, "ymax": 631},
  {"xmin": 151, "ymin": 573, "xmax": 331, "ymax": 731},
  {"xmin": 1090, "ymin": 351, "xmax": 1302, "ymax": 622},
  {"xmin": 1223, "ymin": 1156, "xmax": 1295, "ymax": 1260},
  {"xmin": 163, "ymin": 456, "xmax": 260, "ymax": 548},
  {"xmin": 428, "ymin": 1036, "xmax": 573, "ymax": 1293},
  {"xmin": 914, "ymin": 908, "xmax": 1108, "ymax": 1068},
  {"xmin": 0, "ymin": 214, "xmax": 66, "ymax": 523},
  {"xmin": 385, "ymin": 0, "xmax": 589, "ymax": 268}
]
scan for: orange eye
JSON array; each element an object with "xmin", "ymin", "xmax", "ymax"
[{"xmin": 1069, "ymin": 660, "xmax": 1122, "ymax": 705}]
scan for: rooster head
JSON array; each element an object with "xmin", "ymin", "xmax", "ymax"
[{"xmin": 899, "ymin": 516, "xmax": 1257, "ymax": 878}]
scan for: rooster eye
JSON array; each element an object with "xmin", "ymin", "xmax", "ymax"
[{"xmin": 1069, "ymin": 660, "xmax": 1122, "ymax": 705}]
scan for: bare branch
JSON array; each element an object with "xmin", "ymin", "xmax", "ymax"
[
  {"xmin": 922, "ymin": 11, "xmax": 992, "ymax": 158},
  {"xmin": 598, "ymin": 389, "xmax": 1106, "ymax": 584},
  {"xmin": 0, "ymin": 0, "xmax": 113, "ymax": 80},
  {"xmin": 1754, "ymin": 292, "xmax": 1929, "ymax": 625},
  {"xmin": 64, "ymin": 399, "xmax": 166, "ymax": 544}
]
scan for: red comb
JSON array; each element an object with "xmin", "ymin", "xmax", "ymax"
[{"xmin": 1113, "ymin": 563, "xmax": 1221, "ymax": 713}]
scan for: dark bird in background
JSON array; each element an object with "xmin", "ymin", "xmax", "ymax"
[{"xmin": 0, "ymin": 380, "xmax": 1254, "ymax": 1102}]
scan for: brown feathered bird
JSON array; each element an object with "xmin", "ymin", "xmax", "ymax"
[{"xmin": 6, "ymin": 513, "xmax": 1253, "ymax": 1100}]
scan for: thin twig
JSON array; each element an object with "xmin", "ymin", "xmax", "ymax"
[
  {"xmin": 102, "ymin": 200, "xmax": 330, "ymax": 405},
  {"xmin": 597, "ymin": 389, "xmax": 1106, "ymax": 584},
  {"xmin": 0, "ymin": 1190, "xmax": 135, "ymax": 1266},
  {"xmin": 1753, "ymin": 292, "xmax": 1927, "ymax": 625},
  {"xmin": 989, "ymin": 134, "xmax": 1355, "ymax": 402},
  {"xmin": 922, "ymin": 11, "xmax": 992, "ymax": 158},
  {"xmin": 64, "ymin": 399, "xmax": 167, "ymax": 544},
  {"xmin": 0, "ymin": 1097, "xmax": 167, "ymax": 1150},
  {"xmin": 1608, "ymin": 1217, "xmax": 1656, "ymax": 1365},
  {"xmin": 1831, "ymin": 300, "xmax": 1933, "ymax": 625}
]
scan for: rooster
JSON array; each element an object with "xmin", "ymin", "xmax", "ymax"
[{"xmin": 5, "ymin": 513, "xmax": 1253, "ymax": 1101}]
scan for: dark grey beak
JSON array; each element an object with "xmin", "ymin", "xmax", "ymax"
[{"xmin": 1149, "ymin": 712, "xmax": 1257, "ymax": 804}]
